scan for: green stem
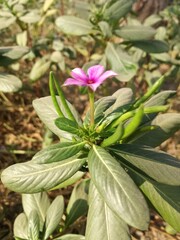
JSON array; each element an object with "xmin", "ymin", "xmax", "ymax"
[
  {"xmin": 88, "ymin": 88, "xmax": 95, "ymax": 128},
  {"xmin": 49, "ymin": 72, "xmax": 65, "ymax": 118},
  {"xmin": 50, "ymin": 72, "xmax": 76, "ymax": 122}
]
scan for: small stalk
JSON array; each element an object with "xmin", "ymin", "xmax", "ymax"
[
  {"xmin": 49, "ymin": 72, "xmax": 65, "ymax": 118},
  {"xmin": 88, "ymin": 88, "xmax": 95, "ymax": 129},
  {"xmin": 50, "ymin": 72, "xmax": 76, "ymax": 122},
  {"xmin": 133, "ymin": 76, "xmax": 165, "ymax": 108}
]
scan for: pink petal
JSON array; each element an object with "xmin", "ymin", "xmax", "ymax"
[
  {"xmin": 63, "ymin": 78, "xmax": 87, "ymax": 87},
  {"xmin": 88, "ymin": 82, "xmax": 101, "ymax": 91},
  {"xmin": 97, "ymin": 70, "xmax": 117, "ymax": 84},
  {"xmin": 87, "ymin": 65, "xmax": 105, "ymax": 81},
  {"xmin": 71, "ymin": 68, "xmax": 87, "ymax": 82}
]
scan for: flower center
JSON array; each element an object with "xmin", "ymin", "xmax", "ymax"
[{"xmin": 87, "ymin": 79, "xmax": 95, "ymax": 84}]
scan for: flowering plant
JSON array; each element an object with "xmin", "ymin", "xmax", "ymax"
[{"xmin": 1, "ymin": 66, "xmax": 180, "ymax": 239}]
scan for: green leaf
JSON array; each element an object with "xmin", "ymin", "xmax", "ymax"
[
  {"xmin": 1, "ymin": 156, "xmax": 86, "ymax": 193},
  {"xmin": 54, "ymin": 235, "xmax": 85, "ymax": 240},
  {"xmin": 66, "ymin": 179, "xmax": 89, "ymax": 227},
  {"xmin": 115, "ymin": 25, "xmax": 156, "ymax": 40},
  {"xmin": 55, "ymin": 118, "xmax": 82, "ymax": 136},
  {"xmin": 105, "ymin": 42, "xmax": 137, "ymax": 82},
  {"xmin": 109, "ymin": 144, "xmax": 180, "ymax": 185},
  {"xmin": 0, "ymin": 73, "xmax": 22, "ymax": 92},
  {"xmin": 30, "ymin": 57, "xmax": 51, "ymax": 81},
  {"xmin": 32, "ymin": 141, "xmax": 85, "ymax": 164},
  {"xmin": 105, "ymin": 88, "xmax": 133, "ymax": 116},
  {"xmin": 43, "ymin": 0, "xmax": 55, "ymax": 12},
  {"xmin": 85, "ymin": 182, "xmax": 131, "ymax": 240},
  {"xmin": 44, "ymin": 196, "xmax": 64, "ymax": 240},
  {"xmin": 88, "ymin": 145, "xmax": 149, "ymax": 230},
  {"xmin": 14, "ymin": 213, "xmax": 28, "ymax": 239},
  {"xmin": 50, "ymin": 171, "xmax": 84, "ymax": 190},
  {"xmin": 98, "ymin": 21, "xmax": 112, "ymax": 38},
  {"xmin": 0, "ymin": 46, "xmax": 29, "ymax": 66},
  {"xmin": 121, "ymin": 162, "xmax": 180, "ymax": 231},
  {"xmin": 144, "ymin": 90, "xmax": 176, "ymax": 107},
  {"xmin": 130, "ymin": 113, "xmax": 180, "ymax": 147},
  {"xmin": 16, "ymin": 31, "xmax": 28, "ymax": 47},
  {"xmin": 27, "ymin": 210, "xmax": 40, "ymax": 240},
  {"xmin": 56, "ymin": 16, "xmax": 92, "ymax": 36},
  {"xmin": 140, "ymin": 182, "xmax": 180, "ymax": 231},
  {"xmin": 130, "ymin": 40, "xmax": 169, "ymax": 53},
  {"xmin": 84, "ymin": 96, "xmax": 116, "ymax": 125},
  {"xmin": 0, "ymin": 15, "xmax": 16, "ymax": 30},
  {"xmin": 22, "ymin": 192, "xmax": 50, "ymax": 230},
  {"xmin": 33, "ymin": 96, "xmax": 82, "ymax": 139},
  {"xmin": 20, "ymin": 11, "xmax": 41, "ymax": 24},
  {"xmin": 104, "ymin": 0, "xmax": 133, "ymax": 21}
]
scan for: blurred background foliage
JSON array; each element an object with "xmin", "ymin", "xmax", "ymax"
[{"xmin": 0, "ymin": 0, "xmax": 179, "ymax": 92}]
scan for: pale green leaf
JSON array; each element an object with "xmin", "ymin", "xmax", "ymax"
[
  {"xmin": 30, "ymin": 58, "xmax": 51, "ymax": 81},
  {"xmin": 140, "ymin": 182, "xmax": 180, "ymax": 231},
  {"xmin": 0, "ymin": 46, "xmax": 29, "ymax": 66},
  {"xmin": 32, "ymin": 141, "xmax": 85, "ymax": 164},
  {"xmin": 122, "ymin": 162, "xmax": 180, "ymax": 231},
  {"xmin": 110, "ymin": 144, "xmax": 180, "ymax": 185},
  {"xmin": 66, "ymin": 179, "xmax": 90, "ymax": 226},
  {"xmin": 50, "ymin": 171, "xmax": 84, "ymax": 190},
  {"xmin": 43, "ymin": 0, "xmax": 55, "ymax": 12},
  {"xmin": 27, "ymin": 210, "xmax": 40, "ymax": 240},
  {"xmin": 16, "ymin": 31, "xmax": 27, "ymax": 47},
  {"xmin": 85, "ymin": 182, "xmax": 131, "ymax": 240},
  {"xmin": 20, "ymin": 11, "xmax": 41, "ymax": 23},
  {"xmin": 33, "ymin": 96, "xmax": 82, "ymax": 139},
  {"xmin": 0, "ymin": 73, "xmax": 22, "ymax": 92},
  {"xmin": 14, "ymin": 213, "xmax": 28, "ymax": 239},
  {"xmin": 0, "ymin": 16, "xmax": 16, "ymax": 30},
  {"xmin": 22, "ymin": 192, "xmax": 50, "ymax": 230},
  {"xmin": 144, "ymin": 90, "xmax": 176, "ymax": 107},
  {"xmin": 115, "ymin": 26, "xmax": 156, "ymax": 40},
  {"xmin": 98, "ymin": 21, "xmax": 112, "ymax": 38},
  {"xmin": 130, "ymin": 113, "xmax": 180, "ymax": 147},
  {"xmin": 1, "ymin": 156, "xmax": 86, "ymax": 193},
  {"xmin": 105, "ymin": 88, "xmax": 133, "ymax": 116},
  {"xmin": 44, "ymin": 196, "xmax": 64, "ymax": 240},
  {"xmin": 88, "ymin": 145, "xmax": 149, "ymax": 230},
  {"xmin": 56, "ymin": 16, "xmax": 92, "ymax": 36},
  {"xmin": 104, "ymin": 0, "xmax": 133, "ymax": 21},
  {"xmin": 54, "ymin": 235, "xmax": 85, "ymax": 240},
  {"xmin": 84, "ymin": 96, "xmax": 116, "ymax": 125},
  {"xmin": 105, "ymin": 43, "xmax": 137, "ymax": 82}
]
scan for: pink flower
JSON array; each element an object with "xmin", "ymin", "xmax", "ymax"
[{"xmin": 63, "ymin": 65, "xmax": 117, "ymax": 91}]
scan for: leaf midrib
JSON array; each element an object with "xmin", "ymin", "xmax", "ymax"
[
  {"xmin": 10, "ymin": 158, "xmax": 85, "ymax": 177},
  {"xmin": 93, "ymin": 145, "xmax": 133, "ymax": 205}
]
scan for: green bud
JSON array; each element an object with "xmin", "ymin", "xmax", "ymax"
[
  {"xmin": 122, "ymin": 105, "xmax": 144, "ymax": 140},
  {"xmin": 101, "ymin": 122, "xmax": 124, "ymax": 148},
  {"xmin": 133, "ymin": 76, "xmax": 165, "ymax": 108}
]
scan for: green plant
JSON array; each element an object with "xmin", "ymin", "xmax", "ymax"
[{"xmin": 1, "ymin": 65, "xmax": 180, "ymax": 239}]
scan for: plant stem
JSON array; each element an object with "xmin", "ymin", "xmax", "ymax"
[
  {"xmin": 49, "ymin": 72, "xmax": 65, "ymax": 118},
  {"xmin": 88, "ymin": 88, "xmax": 95, "ymax": 128},
  {"xmin": 50, "ymin": 72, "xmax": 77, "ymax": 122}
]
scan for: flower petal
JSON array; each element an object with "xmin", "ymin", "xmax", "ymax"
[
  {"xmin": 87, "ymin": 65, "xmax": 105, "ymax": 81},
  {"xmin": 71, "ymin": 68, "xmax": 87, "ymax": 82},
  {"xmin": 97, "ymin": 70, "xmax": 117, "ymax": 84},
  {"xmin": 88, "ymin": 82, "xmax": 101, "ymax": 91},
  {"xmin": 63, "ymin": 78, "xmax": 87, "ymax": 87}
]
